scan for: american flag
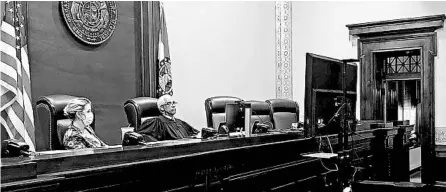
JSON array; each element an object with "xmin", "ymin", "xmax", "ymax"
[{"xmin": 1, "ymin": 1, "xmax": 35, "ymax": 151}]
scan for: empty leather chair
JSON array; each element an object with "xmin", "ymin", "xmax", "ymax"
[
  {"xmin": 124, "ymin": 97, "xmax": 160, "ymax": 131},
  {"xmin": 245, "ymin": 100, "xmax": 273, "ymax": 128},
  {"xmin": 205, "ymin": 96, "xmax": 242, "ymax": 129},
  {"xmin": 36, "ymin": 95, "xmax": 95, "ymax": 150},
  {"xmin": 266, "ymin": 99, "xmax": 299, "ymax": 130}
]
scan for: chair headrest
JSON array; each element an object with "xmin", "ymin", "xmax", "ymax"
[
  {"xmin": 206, "ymin": 96, "xmax": 242, "ymax": 113},
  {"xmin": 37, "ymin": 95, "xmax": 79, "ymax": 119},
  {"xmin": 56, "ymin": 119, "xmax": 72, "ymax": 146},
  {"xmin": 267, "ymin": 99, "xmax": 298, "ymax": 113},
  {"xmin": 245, "ymin": 100, "xmax": 270, "ymax": 115},
  {"xmin": 124, "ymin": 97, "xmax": 160, "ymax": 117}
]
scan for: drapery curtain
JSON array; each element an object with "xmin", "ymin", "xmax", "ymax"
[{"xmin": 138, "ymin": 1, "xmax": 172, "ymax": 98}]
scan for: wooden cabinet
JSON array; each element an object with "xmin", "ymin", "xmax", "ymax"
[{"xmin": 347, "ymin": 14, "xmax": 445, "ymax": 183}]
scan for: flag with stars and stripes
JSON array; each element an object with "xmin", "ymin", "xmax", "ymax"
[{"xmin": 1, "ymin": 1, "xmax": 35, "ymax": 151}]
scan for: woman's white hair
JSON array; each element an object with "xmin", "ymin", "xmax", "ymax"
[{"xmin": 63, "ymin": 97, "xmax": 92, "ymax": 119}]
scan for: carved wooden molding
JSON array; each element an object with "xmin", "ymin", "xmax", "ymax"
[
  {"xmin": 359, "ymin": 32, "xmax": 438, "ymax": 56},
  {"xmin": 436, "ymin": 127, "xmax": 446, "ymax": 146},
  {"xmin": 347, "ymin": 14, "xmax": 445, "ymax": 37}
]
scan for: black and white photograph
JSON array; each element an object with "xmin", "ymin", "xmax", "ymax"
[{"xmin": 1, "ymin": 1, "xmax": 446, "ymax": 191}]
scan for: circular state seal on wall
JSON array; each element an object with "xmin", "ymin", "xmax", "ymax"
[{"xmin": 60, "ymin": 1, "xmax": 118, "ymax": 45}]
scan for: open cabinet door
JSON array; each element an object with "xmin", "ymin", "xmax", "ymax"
[{"xmin": 304, "ymin": 53, "xmax": 358, "ymax": 137}]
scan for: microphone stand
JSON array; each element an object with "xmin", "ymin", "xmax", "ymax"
[
  {"xmin": 339, "ymin": 59, "xmax": 359, "ymax": 190},
  {"xmin": 326, "ymin": 102, "xmax": 346, "ymax": 126},
  {"xmin": 342, "ymin": 59, "xmax": 347, "ymax": 151},
  {"xmin": 322, "ymin": 102, "xmax": 347, "ymax": 153},
  {"xmin": 340, "ymin": 59, "xmax": 358, "ymax": 151}
]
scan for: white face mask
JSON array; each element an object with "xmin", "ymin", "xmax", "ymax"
[
  {"xmin": 77, "ymin": 103, "xmax": 94, "ymax": 126},
  {"xmin": 82, "ymin": 111, "xmax": 94, "ymax": 126}
]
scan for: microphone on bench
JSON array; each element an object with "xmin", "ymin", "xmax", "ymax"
[
  {"xmin": 251, "ymin": 110, "xmax": 272, "ymax": 133},
  {"xmin": 202, "ymin": 127, "xmax": 218, "ymax": 139},
  {"xmin": 253, "ymin": 121, "xmax": 271, "ymax": 133},
  {"xmin": 122, "ymin": 131, "xmax": 146, "ymax": 146},
  {"xmin": 1, "ymin": 139, "xmax": 31, "ymax": 157}
]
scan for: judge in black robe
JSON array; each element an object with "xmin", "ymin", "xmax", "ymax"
[{"xmin": 136, "ymin": 95, "xmax": 199, "ymax": 142}]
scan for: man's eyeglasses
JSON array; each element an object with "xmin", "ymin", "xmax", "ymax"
[{"xmin": 164, "ymin": 101, "xmax": 178, "ymax": 106}]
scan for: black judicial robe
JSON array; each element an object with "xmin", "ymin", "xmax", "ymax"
[{"xmin": 137, "ymin": 115, "xmax": 199, "ymax": 142}]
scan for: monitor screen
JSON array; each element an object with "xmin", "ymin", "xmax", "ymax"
[
  {"xmin": 311, "ymin": 55, "xmax": 357, "ymax": 92},
  {"xmin": 305, "ymin": 53, "xmax": 358, "ymax": 136},
  {"xmin": 225, "ymin": 103, "xmax": 244, "ymax": 132},
  {"xmin": 314, "ymin": 92, "xmax": 356, "ymax": 135}
]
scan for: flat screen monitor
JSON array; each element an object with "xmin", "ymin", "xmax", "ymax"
[
  {"xmin": 305, "ymin": 53, "xmax": 358, "ymax": 136},
  {"xmin": 225, "ymin": 103, "xmax": 243, "ymax": 132}
]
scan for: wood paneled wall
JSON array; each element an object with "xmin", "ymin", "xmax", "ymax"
[{"xmin": 28, "ymin": 2, "xmax": 138, "ymax": 147}]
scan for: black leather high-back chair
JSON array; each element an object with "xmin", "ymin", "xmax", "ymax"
[
  {"xmin": 266, "ymin": 99, "xmax": 299, "ymax": 130},
  {"xmin": 245, "ymin": 100, "xmax": 274, "ymax": 128},
  {"xmin": 124, "ymin": 97, "xmax": 160, "ymax": 131},
  {"xmin": 205, "ymin": 96, "xmax": 242, "ymax": 129},
  {"xmin": 36, "ymin": 95, "xmax": 95, "ymax": 150}
]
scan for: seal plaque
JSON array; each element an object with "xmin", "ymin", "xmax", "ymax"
[{"xmin": 60, "ymin": 1, "xmax": 118, "ymax": 45}]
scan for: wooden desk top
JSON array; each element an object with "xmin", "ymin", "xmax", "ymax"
[
  {"xmin": 1, "ymin": 132, "xmax": 310, "ymax": 183},
  {"xmin": 2, "ymin": 128, "xmax": 407, "ymax": 191}
]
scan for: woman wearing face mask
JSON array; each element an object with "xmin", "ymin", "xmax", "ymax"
[{"xmin": 61, "ymin": 98, "xmax": 107, "ymax": 149}]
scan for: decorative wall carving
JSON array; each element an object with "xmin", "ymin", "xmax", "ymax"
[
  {"xmin": 60, "ymin": 1, "xmax": 118, "ymax": 45},
  {"xmin": 436, "ymin": 127, "xmax": 446, "ymax": 145},
  {"xmin": 275, "ymin": 1, "xmax": 292, "ymax": 100}
]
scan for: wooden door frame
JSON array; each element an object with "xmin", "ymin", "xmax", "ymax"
[{"xmin": 347, "ymin": 14, "xmax": 445, "ymax": 183}]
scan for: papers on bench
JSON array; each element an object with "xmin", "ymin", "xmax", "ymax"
[
  {"xmin": 34, "ymin": 145, "xmax": 123, "ymax": 156},
  {"xmin": 302, "ymin": 152, "xmax": 338, "ymax": 159},
  {"xmin": 35, "ymin": 150, "xmax": 71, "ymax": 155}
]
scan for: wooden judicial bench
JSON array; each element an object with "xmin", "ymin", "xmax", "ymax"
[
  {"xmin": 4, "ymin": 126, "xmax": 443, "ymax": 192},
  {"xmin": 1, "ymin": 132, "xmax": 338, "ymax": 192}
]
